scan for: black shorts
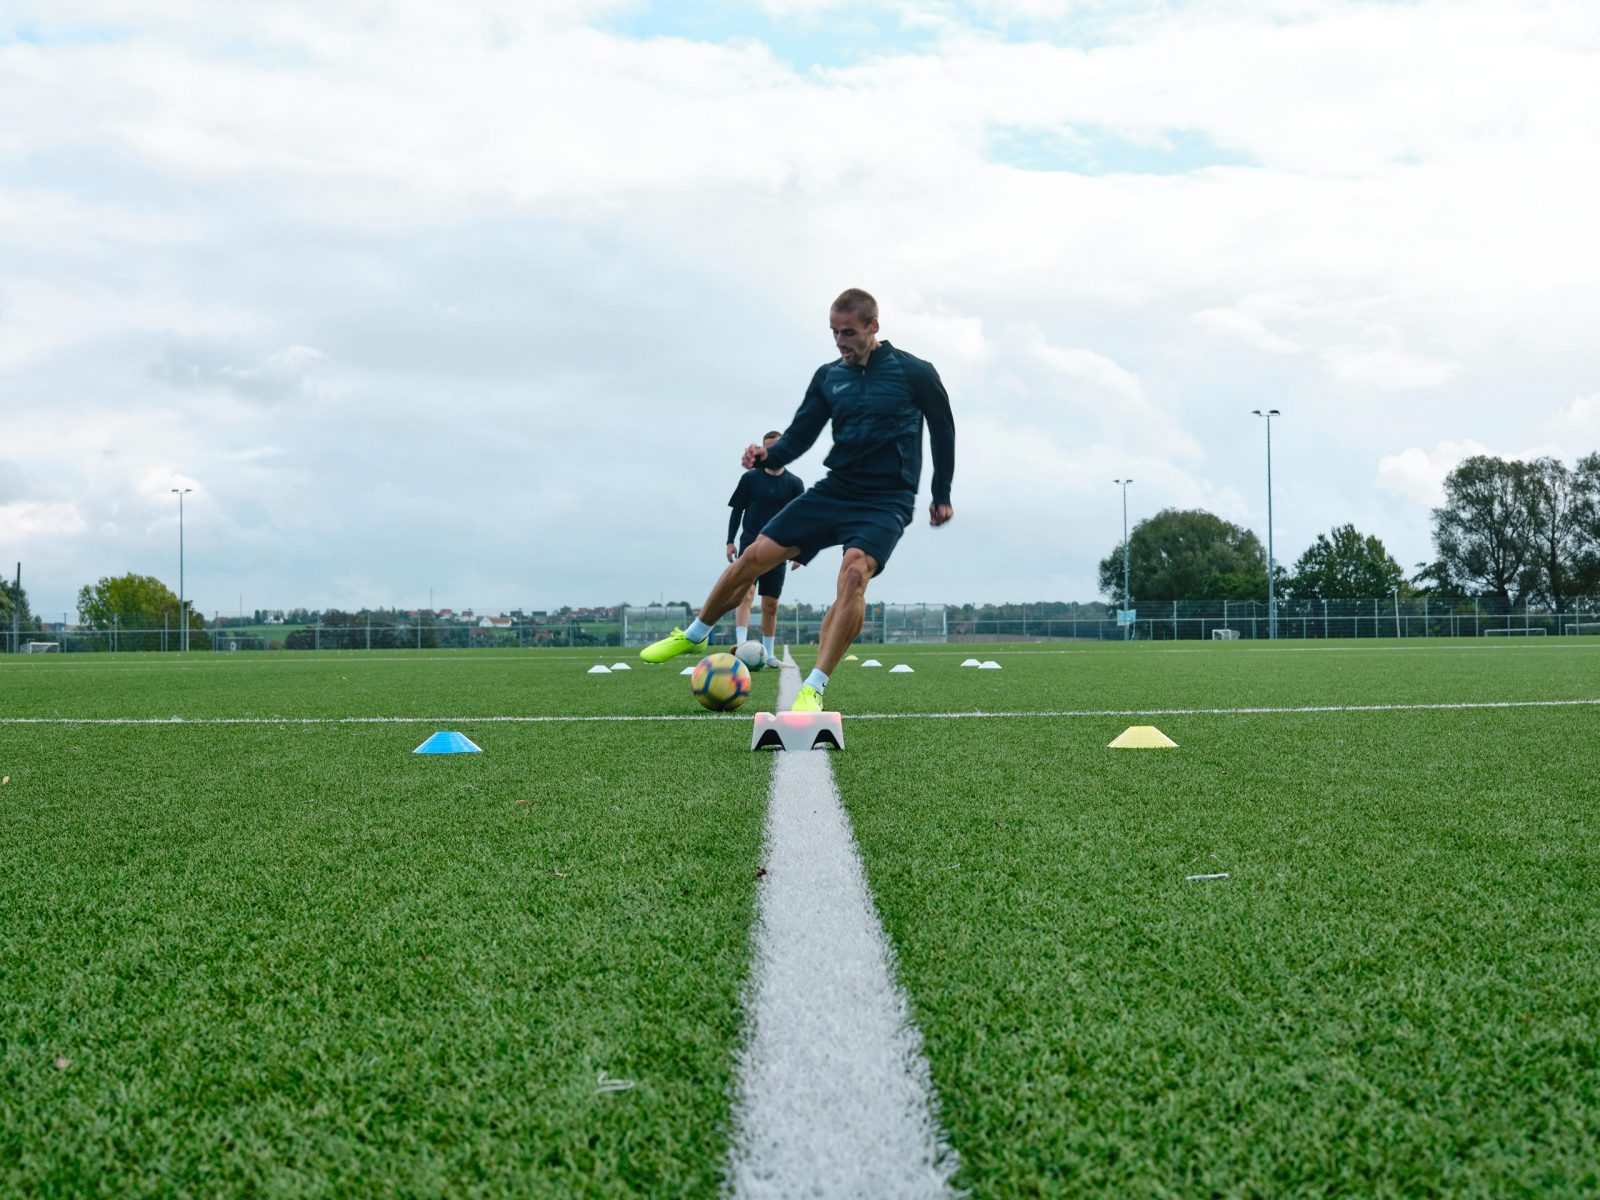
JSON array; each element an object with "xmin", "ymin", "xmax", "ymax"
[
  {"xmin": 738, "ymin": 533, "xmax": 790, "ymax": 598},
  {"xmin": 759, "ymin": 478, "xmax": 916, "ymax": 579}
]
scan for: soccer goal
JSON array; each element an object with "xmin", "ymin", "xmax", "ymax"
[
  {"xmin": 1211, "ymin": 628, "xmax": 1241, "ymax": 640},
  {"xmin": 1482, "ymin": 627, "xmax": 1547, "ymax": 636},
  {"xmin": 24, "ymin": 641, "xmax": 60, "ymax": 653},
  {"xmin": 620, "ymin": 604, "xmax": 690, "ymax": 647},
  {"xmin": 883, "ymin": 603, "xmax": 948, "ymax": 643},
  {"xmin": 1571, "ymin": 622, "xmax": 1600, "ymax": 636}
]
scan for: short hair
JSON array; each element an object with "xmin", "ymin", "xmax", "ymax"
[
  {"xmin": 763, "ymin": 430, "xmax": 782, "ymax": 442},
  {"xmin": 831, "ymin": 288, "xmax": 878, "ymax": 323}
]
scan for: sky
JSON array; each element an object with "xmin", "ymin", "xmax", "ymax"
[{"xmin": 4, "ymin": 0, "xmax": 1599, "ymax": 621}]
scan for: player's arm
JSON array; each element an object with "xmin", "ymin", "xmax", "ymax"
[
  {"xmin": 726, "ymin": 473, "xmax": 750, "ymax": 559},
  {"xmin": 911, "ymin": 361, "xmax": 956, "ymax": 525},
  {"xmin": 756, "ymin": 370, "xmax": 831, "ymax": 470}
]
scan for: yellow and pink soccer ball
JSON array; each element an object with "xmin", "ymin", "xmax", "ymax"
[{"xmin": 690, "ymin": 652, "xmax": 752, "ymax": 711}]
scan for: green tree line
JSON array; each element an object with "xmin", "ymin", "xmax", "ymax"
[{"xmin": 1100, "ymin": 454, "xmax": 1600, "ymax": 607}]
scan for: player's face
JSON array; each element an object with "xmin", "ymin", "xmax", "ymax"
[{"xmin": 830, "ymin": 308, "xmax": 878, "ymax": 365}]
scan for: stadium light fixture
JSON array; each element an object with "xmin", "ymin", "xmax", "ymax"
[
  {"xmin": 171, "ymin": 487, "xmax": 192, "ymax": 651},
  {"xmin": 1251, "ymin": 410, "xmax": 1281, "ymax": 639},
  {"xmin": 1113, "ymin": 479, "xmax": 1133, "ymax": 637}
]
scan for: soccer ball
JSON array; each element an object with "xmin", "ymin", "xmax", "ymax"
[
  {"xmin": 690, "ymin": 653, "xmax": 752, "ymax": 711},
  {"xmin": 734, "ymin": 640, "xmax": 766, "ymax": 672}
]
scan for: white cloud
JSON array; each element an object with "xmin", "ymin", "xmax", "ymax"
[
  {"xmin": 0, "ymin": 500, "xmax": 89, "ymax": 539},
  {"xmin": 1550, "ymin": 392, "xmax": 1600, "ymax": 444},
  {"xmin": 1191, "ymin": 306, "xmax": 1302, "ymax": 356},
  {"xmin": 3, "ymin": 0, "xmax": 1599, "ymax": 613},
  {"xmin": 1376, "ymin": 440, "xmax": 1493, "ymax": 507},
  {"xmin": 1318, "ymin": 344, "xmax": 1460, "ymax": 392}
]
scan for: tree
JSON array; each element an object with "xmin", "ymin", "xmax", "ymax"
[
  {"xmin": 1, "ymin": 576, "xmax": 45, "ymax": 648},
  {"xmin": 1520, "ymin": 456, "xmax": 1600, "ymax": 612},
  {"xmin": 1574, "ymin": 453, "xmax": 1600, "ymax": 595},
  {"xmin": 1409, "ymin": 558, "xmax": 1464, "ymax": 596},
  {"xmin": 1431, "ymin": 456, "xmax": 1534, "ymax": 603},
  {"xmin": 76, "ymin": 573, "xmax": 207, "ymax": 650},
  {"xmin": 1284, "ymin": 524, "xmax": 1405, "ymax": 600},
  {"xmin": 1099, "ymin": 508, "xmax": 1269, "ymax": 603}
]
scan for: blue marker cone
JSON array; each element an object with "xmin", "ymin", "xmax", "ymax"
[{"xmin": 414, "ymin": 731, "xmax": 483, "ymax": 754}]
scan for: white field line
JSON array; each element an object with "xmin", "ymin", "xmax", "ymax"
[
  {"xmin": 7, "ymin": 697, "xmax": 1600, "ymax": 726},
  {"xmin": 726, "ymin": 656, "xmax": 958, "ymax": 1199}
]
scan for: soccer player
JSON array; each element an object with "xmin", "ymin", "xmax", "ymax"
[
  {"xmin": 727, "ymin": 430, "xmax": 805, "ymax": 667},
  {"xmin": 641, "ymin": 287, "xmax": 955, "ymax": 712}
]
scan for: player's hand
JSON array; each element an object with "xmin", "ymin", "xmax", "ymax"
[
  {"xmin": 742, "ymin": 443, "xmax": 768, "ymax": 469},
  {"xmin": 930, "ymin": 502, "xmax": 954, "ymax": 527},
  {"xmin": 726, "ymin": 542, "xmax": 737, "ymax": 562}
]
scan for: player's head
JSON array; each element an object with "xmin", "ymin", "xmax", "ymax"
[
  {"xmin": 830, "ymin": 288, "xmax": 879, "ymax": 365},
  {"xmin": 763, "ymin": 430, "xmax": 781, "ymax": 447}
]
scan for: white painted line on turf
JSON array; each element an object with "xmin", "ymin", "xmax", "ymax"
[
  {"xmin": 727, "ymin": 663, "xmax": 958, "ymax": 1199},
  {"xmin": 7, "ymin": 696, "xmax": 1600, "ymax": 726}
]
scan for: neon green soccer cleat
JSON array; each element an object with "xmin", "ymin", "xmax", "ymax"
[
  {"xmin": 790, "ymin": 685, "xmax": 823, "ymax": 713},
  {"xmin": 639, "ymin": 627, "xmax": 709, "ymax": 664}
]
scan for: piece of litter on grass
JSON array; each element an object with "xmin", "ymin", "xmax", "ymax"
[
  {"xmin": 553, "ymin": 870, "xmax": 569, "ymax": 878},
  {"xmin": 596, "ymin": 1071, "xmax": 635, "ymax": 1093},
  {"xmin": 54, "ymin": 1057, "xmax": 70, "ymax": 1070},
  {"xmin": 1186, "ymin": 872, "xmax": 1230, "ymax": 881},
  {"xmin": 2, "ymin": 776, "xmax": 8, "ymax": 784},
  {"xmin": 516, "ymin": 799, "xmax": 528, "ymax": 806},
  {"xmin": 755, "ymin": 867, "xmax": 768, "ymax": 879}
]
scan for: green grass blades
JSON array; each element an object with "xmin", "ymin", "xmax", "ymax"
[
  {"xmin": 0, "ymin": 720, "xmax": 765, "ymax": 1198},
  {"xmin": 3, "ymin": 640, "xmax": 1598, "ymax": 1195},
  {"xmin": 838, "ymin": 704, "xmax": 1600, "ymax": 1196}
]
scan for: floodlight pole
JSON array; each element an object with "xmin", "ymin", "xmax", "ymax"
[
  {"xmin": 172, "ymin": 487, "xmax": 192, "ymax": 651},
  {"xmin": 1251, "ymin": 410, "xmax": 1280, "ymax": 639},
  {"xmin": 1114, "ymin": 478, "xmax": 1133, "ymax": 639}
]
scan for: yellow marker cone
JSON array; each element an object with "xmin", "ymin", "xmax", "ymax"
[
  {"xmin": 843, "ymin": 654, "xmax": 859, "ymax": 661},
  {"xmin": 1108, "ymin": 725, "xmax": 1178, "ymax": 749}
]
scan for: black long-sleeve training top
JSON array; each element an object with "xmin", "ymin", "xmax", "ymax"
[
  {"xmin": 727, "ymin": 467, "xmax": 805, "ymax": 545},
  {"xmin": 761, "ymin": 341, "xmax": 955, "ymax": 506}
]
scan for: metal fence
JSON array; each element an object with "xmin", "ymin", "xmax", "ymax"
[{"xmin": 9, "ymin": 596, "xmax": 1600, "ymax": 652}]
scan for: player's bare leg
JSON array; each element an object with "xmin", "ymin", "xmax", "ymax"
[
  {"xmin": 640, "ymin": 536, "xmax": 796, "ymax": 663},
  {"xmin": 791, "ymin": 548, "xmax": 876, "ymax": 711},
  {"xmin": 817, "ymin": 548, "xmax": 876, "ymax": 673},
  {"xmin": 734, "ymin": 583, "xmax": 756, "ymax": 645},
  {"xmin": 700, "ymin": 537, "xmax": 795, "ymax": 627},
  {"xmin": 759, "ymin": 593, "xmax": 782, "ymax": 666}
]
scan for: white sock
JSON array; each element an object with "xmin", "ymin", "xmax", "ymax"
[
  {"xmin": 762, "ymin": 635, "xmax": 775, "ymax": 655},
  {"xmin": 735, "ymin": 625, "xmax": 748, "ymax": 644},
  {"xmin": 685, "ymin": 617, "xmax": 712, "ymax": 643},
  {"xmin": 804, "ymin": 668, "xmax": 829, "ymax": 693}
]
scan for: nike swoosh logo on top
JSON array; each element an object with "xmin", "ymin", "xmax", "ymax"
[{"xmin": 832, "ymin": 382, "xmax": 850, "ymax": 393}]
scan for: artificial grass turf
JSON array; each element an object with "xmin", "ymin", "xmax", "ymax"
[
  {"xmin": 791, "ymin": 638, "xmax": 1600, "ymax": 714},
  {"xmin": 6, "ymin": 640, "xmax": 1599, "ymax": 1195},
  {"xmin": 0, "ymin": 719, "xmax": 767, "ymax": 1198},
  {"xmin": 0, "ymin": 647, "xmax": 789, "ymax": 721},
  {"xmin": 837, "ymin": 705, "xmax": 1600, "ymax": 1197}
]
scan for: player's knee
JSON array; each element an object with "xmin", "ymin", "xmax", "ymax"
[{"xmin": 838, "ymin": 550, "xmax": 875, "ymax": 596}]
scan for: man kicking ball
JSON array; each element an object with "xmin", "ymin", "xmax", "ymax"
[{"xmin": 641, "ymin": 287, "xmax": 956, "ymax": 712}]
